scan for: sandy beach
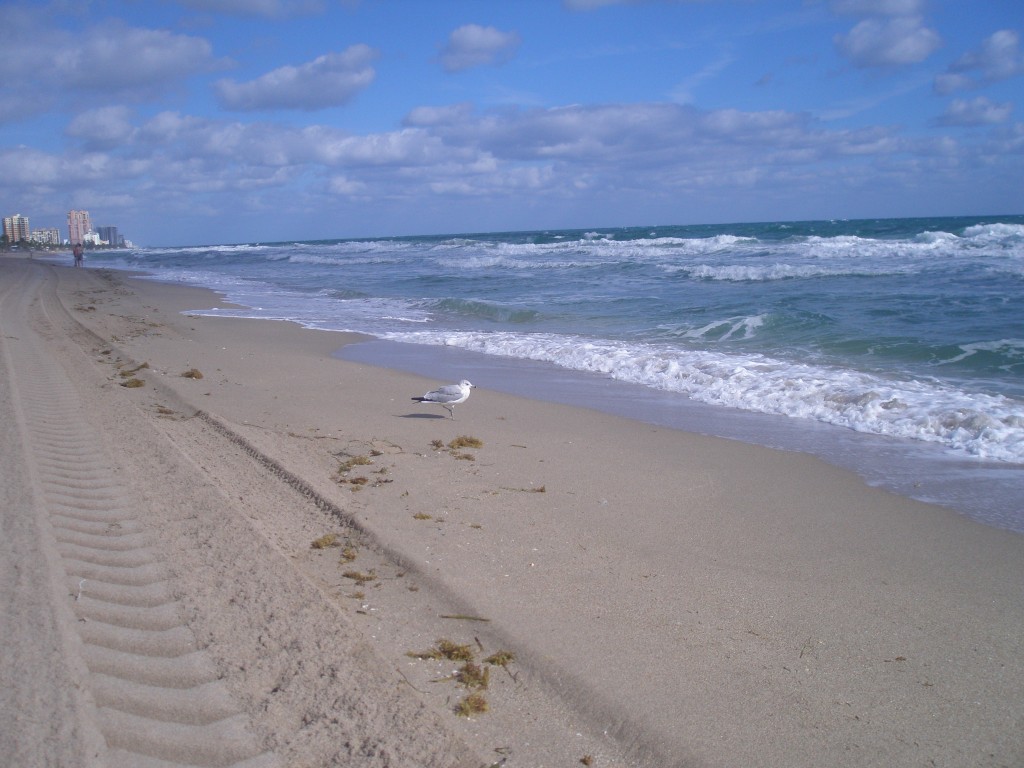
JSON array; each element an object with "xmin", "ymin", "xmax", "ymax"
[{"xmin": 2, "ymin": 254, "xmax": 1022, "ymax": 767}]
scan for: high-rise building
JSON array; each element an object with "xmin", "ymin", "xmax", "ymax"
[
  {"xmin": 67, "ymin": 209, "xmax": 91, "ymax": 245},
  {"xmin": 98, "ymin": 225, "xmax": 120, "ymax": 247},
  {"xmin": 3, "ymin": 213, "xmax": 30, "ymax": 243}
]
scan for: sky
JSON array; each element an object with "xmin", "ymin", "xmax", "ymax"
[{"xmin": 1, "ymin": 0, "xmax": 1021, "ymax": 246}]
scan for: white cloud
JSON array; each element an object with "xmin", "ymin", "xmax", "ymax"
[
  {"xmin": 66, "ymin": 107, "xmax": 137, "ymax": 148},
  {"xmin": 2, "ymin": 94, "xmax": 1014, "ymax": 243},
  {"xmin": 936, "ymin": 97, "xmax": 1013, "ymax": 127},
  {"xmin": 327, "ymin": 175, "xmax": 367, "ymax": 196},
  {"xmin": 308, "ymin": 128, "xmax": 447, "ymax": 166},
  {"xmin": 403, "ymin": 103, "xmax": 474, "ymax": 127},
  {"xmin": 0, "ymin": 15, "xmax": 219, "ymax": 119},
  {"xmin": 0, "ymin": 146, "xmax": 150, "ymax": 190},
  {"xmin": 403, "ymin": 102, "xmax": 904, "ymax": 199},
  {"xmin": 59, "ymin": 26, "xmax": 217, "ymax": 93},
  {"xmin": 139, "ymin": 111, "xmax": 208, "ymax": 142},
  {"xmin": 439, "ymin": 24, "xmax": 521, "ymax": 73},
  {"xmin": 47, "ymin": 102, "xmax": 854, "ymax": 206},
  {"xmin": 835, "ymin": 15, "xmax": 941, "ymax": 68},
  {"xmin": 215, "ymin": 45, "xmax": 377, "ymax": 111},
  {"xmin": 0, "ymin": 146, "xmax": 62, "ymax": 185},
  {"xmin": 699, "ymin": 109, "xmax": 805, "ymax": 139},
  {"xmin": 934, "ymin": 30, "xmax": 1024, "ymax": 94}
]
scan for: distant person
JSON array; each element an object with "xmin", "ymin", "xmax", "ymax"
[{"xmin": 73, "ymin": 243, "xmax": 83, "ymax": 267}]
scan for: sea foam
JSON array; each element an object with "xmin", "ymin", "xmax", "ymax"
[{"xmin": 384, "ymin": 329, "xmax": 1024, "ymax": 463}]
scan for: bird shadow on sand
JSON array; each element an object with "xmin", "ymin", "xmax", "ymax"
[{"xmin": 401, "ymin": 412, "xmax": 449, "ymax": 419}]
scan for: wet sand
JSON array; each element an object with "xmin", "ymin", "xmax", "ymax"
[{"xmin": 2, "ymin": 255, "xmax": 1022, "ymax": 767}]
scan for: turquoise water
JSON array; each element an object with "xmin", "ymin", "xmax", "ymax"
[{"xmin": 77, "ymin": 215, "xmax": 1024, "ymax": 530}]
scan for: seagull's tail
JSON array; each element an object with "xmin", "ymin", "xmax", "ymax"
[{"xmin": 411, "ymin": 396, "xmax": 427, "ymax": 402}]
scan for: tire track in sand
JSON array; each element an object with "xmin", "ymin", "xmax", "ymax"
[{"xmin": 0, "ymin": 263, "xmax": 278, "ymax": 768}]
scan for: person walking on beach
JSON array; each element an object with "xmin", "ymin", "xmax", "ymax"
[{"xmin": 73, "ymin": 243, "xmax": 83, "ymax": 267}]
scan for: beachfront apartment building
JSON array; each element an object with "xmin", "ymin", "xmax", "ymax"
[
  {"xmin": 67, "ymin": 209, "xmax": 91, "ymax": 245},
  {"xmin": 31, "ymin": 227, "xmax": 62, "ymax": 246},
  {"xmin": 3, "ymin": 213, "xmax": 30, "ymax": 243}
]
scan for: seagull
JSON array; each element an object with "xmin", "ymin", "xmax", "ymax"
[{"xmin": 411, "ymin": 379, "xmax": 475, "ymax": 419}]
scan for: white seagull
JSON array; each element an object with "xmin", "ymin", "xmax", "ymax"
[{"xmin": 411, "ymin": 379, "xmax": 475, "ymax": 419}]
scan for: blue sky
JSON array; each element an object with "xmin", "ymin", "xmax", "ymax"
[{"xmin": 1, "ymin": 0, "xmax": 1021, "ymax": 246}]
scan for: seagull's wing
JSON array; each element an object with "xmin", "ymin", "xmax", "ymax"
[{"xmin": 426, "ymin": 384, "xmax": 465, "ymax": 402}]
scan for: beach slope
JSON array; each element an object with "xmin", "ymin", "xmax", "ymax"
[{"xmin": 2, "ymin": 256, "xmax": 1022, "ymax": 767}]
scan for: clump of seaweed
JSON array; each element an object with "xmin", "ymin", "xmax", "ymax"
[
  {"xmin": 454, "ymin": 662, "xmax": 489, "ymax": 690},
  {"xmin": 448, "ymin": 435, "xmax": 483, "ymax": 450},
  {"xmin": 338, "ymin": 454, "xmax": 373, "ymax": 473},
  {"xmin": 310, "ymin": 533, "xmax": 339, "ymax": 549},
  {"xmin": 181, "ymin": 368, "xmax": 204, "ymax": 379},
  {"xmin": 412, "ymin": 512, "xmax": 432, "ymax": 520},
  {"xmin": 406, "ymin": 637, "xmax": 519, "ymax": 719},
  {"xmin": 484, "ymin": 650, "xmax": 516, "ymax": 668},
  {"xmin": 337, "ymin": 455, "xmax": 374, "ymax": 488},
  {"xmin": 342, "ymin": 569, "xmax": 376, "ymax": 585},
  {"xmin": 406, "ymin": 638, "xmax": 474, "ymax": 662},
  {"xmin": 120, "ymin": 378, "xmax": 145, "ymax": 388},
  {"xmin": 455, "ymin": 693, "xmax": 489, "ymax": 717},
  {"xmin": 338, "ymin": 467, "xmax": 390, "ymax": 490},
  {"xmin": 119, "ymin": 362, "xmax": 149, "ymax": 378},
  {"xmin": 339, "ymin": 545, "xmax": 358, "ymax": 563},
  {"xmin": 422, "ymin": 435, "xmax": 483, "ymax": 461},
  {"xmin": 501, "ymin": 485, "xmax": 547, "ymax": 493},
  {"xmin": 430, "ymin": 436, "xmax": 484, "ymax": 459}
]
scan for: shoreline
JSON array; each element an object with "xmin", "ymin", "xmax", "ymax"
[
  {"xmin": 4, "ymin": 256, "xmax": 1024, "ymax": 767},
  {"xmin": 32, "ymin": 249, "xmax": 1024, "ymax": 534},
  {"xmin": 338, "ymin": 337, "xmax": 1024, "ymax": 534}
]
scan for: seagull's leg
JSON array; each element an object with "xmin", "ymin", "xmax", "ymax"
[{"xmin": 445, "ymin": 404, "xmax": 455, "ymax": 419}]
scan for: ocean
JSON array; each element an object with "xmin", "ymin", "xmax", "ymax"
[{"xmin": 74, "ymin": 215, "xmax": 1024, "ymax": 532}]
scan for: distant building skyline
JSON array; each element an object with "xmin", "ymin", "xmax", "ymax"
[{"xmin": 2, "ymin": 208, "xmax": 130, "ymax": 248}]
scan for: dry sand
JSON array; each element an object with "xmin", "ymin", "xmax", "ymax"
[{"xmin": 2, "ymin": 254, "xmax": 1022, "ymax": 768}]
